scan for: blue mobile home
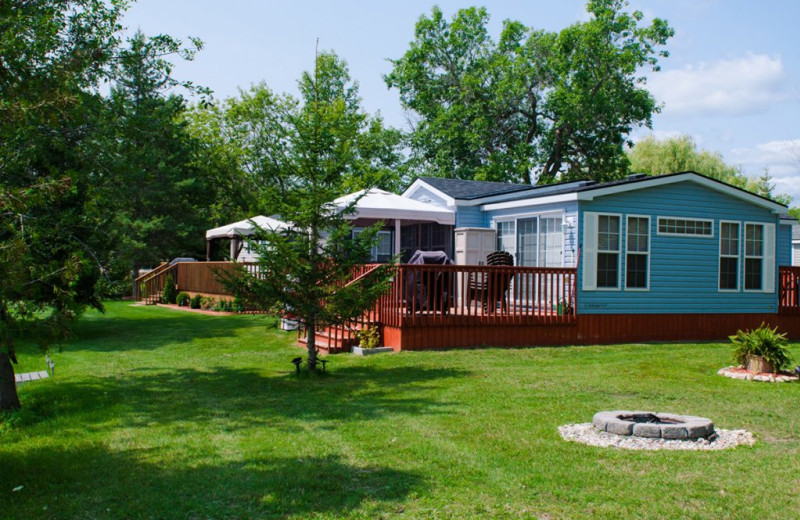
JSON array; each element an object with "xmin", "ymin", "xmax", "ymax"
[{"xmin": 394, "ymin": 171, "xmax": 798, "ymax": 348}]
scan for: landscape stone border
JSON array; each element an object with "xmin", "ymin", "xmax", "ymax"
[
  {"xmin": 717, "ymin": 366, "xmax": 798, "ymax": 383},
  {"xmin": 592, "ymin": 410, "xmax": 714, "ymax": 440},
  {"xmin": 559, "ymin": 423, "xmax": 755, "ymax": 451}
]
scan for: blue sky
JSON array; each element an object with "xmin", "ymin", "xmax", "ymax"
[{"xmin": 123, "ymin": 0, "xmax": 800, "ymax": 204}]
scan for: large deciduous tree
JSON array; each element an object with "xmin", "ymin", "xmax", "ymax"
[
  {"xmin": 385, "ymin": 0, "xmax": 673, "ymax": 184},
  {"xmin": 220, "ymin": 51, "xmax": 395, "ymax": 371}
]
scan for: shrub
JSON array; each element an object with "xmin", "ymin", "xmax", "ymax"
[
  {"xmin": 176, "ymin": 292, "xmax": 191, "ymax": 307},
  {"xmin": 190, "ymin": 294, "xmax": 203, "ymax": 309},
  {"xmin": 356, "ymin": 327, "xmax": 381, "ymax": 349},
  {"xmin": 162, "ymin": 274, "xmax": 178, "ymax": 304},
  {"xmin": 730, "ymin": 322, "xmax": 793, "ymax": 372},
  {"xmin": 232, "ymin": 297, "xmax": 246, "ymax": 313},
  {"xmin": 201, "ymin": 297, "xmax": 216, "ymax": 310}
]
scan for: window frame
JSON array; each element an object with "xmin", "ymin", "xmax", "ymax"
[
  {"xmin": 625, "ymin": 214, "xmax": 650, "ymax": 291},
  {"xmin": 492, "ymin": 210, "xmax": 566, "ymax": 268},
  {"xmin": 743, "ymin": 222, "xmax": 765, "ymax": 292},
  {"xmin": 595, "ymin": 213, "xmax": 622, "ymax": 291},
  {"xmin": 656, "ymin": 216, "xmax": 714, "ymax": 238},
  {"xmin": 718, "ymin": 220, "xmax": 741, "ymax": 292}
]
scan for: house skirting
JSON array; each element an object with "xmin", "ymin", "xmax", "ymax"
[{"xmin": 382, "ymin": 313, "xmax": 800, "ymax": 350}]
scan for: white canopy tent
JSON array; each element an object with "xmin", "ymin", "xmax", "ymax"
[
  {"xmin": 334, "ymin": 189, "xmax": 455, "ymax": 258},
  {"xmin": 205, "ymin": 215, "xmax": 288, "ymax": 260},
  {"xmin": 333, "ymin": 189, "xmax": 455, "ymax": 225}
]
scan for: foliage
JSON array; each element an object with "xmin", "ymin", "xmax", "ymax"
[
  {"xmin": 628, "ymin": 135, "xmax": 792, "ymax": 204},
  {"xmin": 730, "ymin": 323, "xmax": 794, "ymax": 372},
  {"xmin": 189, "ymin": 294, "xmax": 203, "ymax": 310},
  {"xmin": 162, "ymin": 274, "xmax": 178, "ymax": 304},
  {"xmin": 232, "ymin": 297, "xmax": 246, "ymax": 313},
  {"xmin": 189, "ymin": 53, "xmax": 407, "ymax": 217},
  {"xmin": 219, "ymin": 51, "xmax": 396, "ymax": 370},
  {"xmin": 92, "ymin": 30, "xmax": 218, "ymax": 282},
  {"xmin": 385, "ymin": 1, "xmax": 673, "ymax": 184},
  {"xmin": 0, "ymin": 0, "xmax": 213, "ymax": 410},
  {"xmin": 356, "ymin": 327, "xmax": 381, "ymax": 349},
  {"xmin": 176, "ymin": 292, "xmax": 191, "ymax": 307}
]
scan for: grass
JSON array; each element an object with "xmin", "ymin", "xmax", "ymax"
[{"xmin": 2, "ymin": 301, "xmax": 800, "ymax": 519}]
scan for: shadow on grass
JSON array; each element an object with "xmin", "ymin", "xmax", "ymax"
[
  {"xmin": 22, "ymin": 365, "xmax": 468, "ymax": 430},
  {"xmin": 0, "ymin": 445, "xmax": 422, "ymax": 518},
  {"xmin": 66, "ymin": 310, "xmax": 272, "ymax": 352}
]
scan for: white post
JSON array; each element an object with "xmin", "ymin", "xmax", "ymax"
[{"xmin": 395, "ymin": 219, "xmax": 402, "ymax": 259}]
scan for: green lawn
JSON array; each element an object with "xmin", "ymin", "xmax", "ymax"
[{"xmin": 2, "ymin": 302, "xmax": 799, "ymax": 519}]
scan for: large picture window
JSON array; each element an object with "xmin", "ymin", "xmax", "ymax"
[
  {"xmin": 626, "ymin": 216, "xmax": 649, "ymax": 289},
  {"xmin": 719, "ymin": 222, "xmax": 739, "ymax": 290},
  {"xmin": 597, "ymin": 215, "xmax": 620, "ymax": 288},
  {"xmin": 744, "ymin": 223, "xmax": 764, "ymax": 290}
]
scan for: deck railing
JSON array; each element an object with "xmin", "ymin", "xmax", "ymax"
[
  {"xmin": 375, "ymin": 264, "xmax": 577, "ymax": 327},
  {"xmin": 779, "ymin": 265, "xmax": 800, "ymax": 314},
  {"xmin": 133, "ymin": 261, "xmax": 260, "ymax": 302}
]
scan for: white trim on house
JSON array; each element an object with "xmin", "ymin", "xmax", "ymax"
[
  {"xmin": 576, "ymin": 172, "xmax": 788, "ymax": 215},
  {"xmin": 481, "ymin": 193, "xmax": 578, "ymax": 212},
  {"xmin": 402, "ymin": 179, "xmax": 456, "ymax": 208}
]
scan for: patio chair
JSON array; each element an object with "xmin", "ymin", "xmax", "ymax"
[{"xmin": 469, "ymin": 251, "xmax": 514, "ymax": 313}]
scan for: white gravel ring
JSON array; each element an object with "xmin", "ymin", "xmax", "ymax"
[{"xmin": 558, "ymin": 423, "xmax": 755, "ymax": 451}]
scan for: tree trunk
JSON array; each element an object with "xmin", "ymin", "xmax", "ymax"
[
  {"xmin": 0, "ymin": 352, "xmax": 21, "ymax": 412},
  {"xmin": 306, "ymin": 321, "xmax": 318, "ymax": 371}
]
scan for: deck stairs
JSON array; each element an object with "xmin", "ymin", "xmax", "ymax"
[{"xmin": 297, "ymin": 310, "xmax": 381, "ymax": 355}]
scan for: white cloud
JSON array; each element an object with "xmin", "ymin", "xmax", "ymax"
[
  {"xmin": 729, "ymin": 139, "xmax": 800, "ymax": 203},
  {"xmin": 648, "ymin": 54, "xmax": 788, "ymax": 116}
]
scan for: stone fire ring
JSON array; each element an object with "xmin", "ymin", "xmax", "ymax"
[{"xmin": 592, "ymin": 410, "xmax": 714, "ymax": 440}]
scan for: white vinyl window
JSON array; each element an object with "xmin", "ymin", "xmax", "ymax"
[
  {"xmin": 597, "ymin": 214, "xmax": 621, "ymax": 289},
  {"xmin": 719, "ymin": 221, "xmax": 740, "ymax": 291},
  {"xmin": 626, "ymin": 216, "xmax": 650, "ymax": 290},
  {"xmin": 744, "ymin": 223, "xmax": 764, "ymax": 291},
  {"xmin": 657, "ymin": 217, "xmax": 713, "ymax": 237}
]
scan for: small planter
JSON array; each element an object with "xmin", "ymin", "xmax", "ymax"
[
  {"xmin": 745, "ymin": 355, "xmax": 774, "ymax": 374},
  {"xmin": 351, "ymin": 346, "xmax": 393, "ymax": 356}
]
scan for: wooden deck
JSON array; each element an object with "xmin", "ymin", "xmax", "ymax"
[{"xmin": 135, "ymin": 262, "xmax": 800, "ymax": 351}]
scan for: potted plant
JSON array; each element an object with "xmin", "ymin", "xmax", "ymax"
[{"xmin": 730, "ymin": 323, "xmax": 794, "ymax": 374}]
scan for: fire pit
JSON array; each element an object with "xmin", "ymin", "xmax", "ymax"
[{"xmin": 592, "ymin": 410, "xmax": 715, "ymax": 440}]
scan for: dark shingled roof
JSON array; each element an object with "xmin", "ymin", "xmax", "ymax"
[
  {"xmin": 418, "ymin": 177, "xmax": 534, "ymax": 200},
  {"xmin": 418, "ymin": 171, "xmax": 790, "ymax": 209}
]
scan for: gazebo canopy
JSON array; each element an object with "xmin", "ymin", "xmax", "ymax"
[
  {"xmin": 333, "ymin": 189, "xmax": 455, "ymax": 225},
  {"xmin": 205, "ymin": 215, "xmax": 287, "ymax": 240}
]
